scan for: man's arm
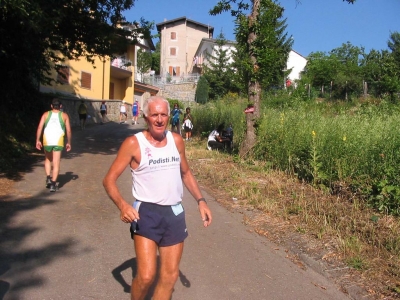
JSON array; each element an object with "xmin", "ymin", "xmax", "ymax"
[
  {"xmin": 63, "ymin": 113, "xmax": 72, "ymax": 151},
  {"xmin": 35, "ymin": 112, "xmax": 46, "ymax": 150},
  {"xmin": 103, "ymin": 136, "xmax": 140, "ymax": 223},
  {"xmin": 173, "ymin": 133, "xmax": 212, "ymax": 227}
]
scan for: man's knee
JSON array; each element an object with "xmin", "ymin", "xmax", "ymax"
[
  {"xmin": 135, "ymin": 272, "xmax": 156, "ymax": 288},
  {"xmin": 159, "ymin": 269, "xmax": 179, "ymax": 287}
]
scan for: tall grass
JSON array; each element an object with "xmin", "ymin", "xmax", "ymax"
[
  {"xmin": 191, "ymin": 98, "xmax": 247, "ymax": 143},
  {"xmin": 193, "ymin": 96, "xmax": 400, "ymax": 215}
]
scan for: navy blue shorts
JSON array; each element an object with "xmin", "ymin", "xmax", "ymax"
[{"xmin": 130, "ymin": 201, "xmax": 188, "ymax": 246}]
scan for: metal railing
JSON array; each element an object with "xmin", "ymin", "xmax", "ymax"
[
  {"xmin": 140, "ymin": 73, "xmax": 200, "ymax": 87},
  {"xmin": 111, "ymin": 57, "xmax": 133, "ymax": 71}
]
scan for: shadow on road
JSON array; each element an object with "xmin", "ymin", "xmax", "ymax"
[
  {"xmin": 0, "ymin": 122, "xmax": 142, "ymax": 298},
  {"xmin": 112, "ymin": 257, "xmax": 191, "ymax": 299},
  {"xmin": 0, "ymin": 193, "xmax": 84, "ymax": 299}
]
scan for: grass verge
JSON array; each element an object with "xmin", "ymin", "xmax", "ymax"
[{"xmin": 185, "ymin": 138, "xmax": 400, "ymax": 299}]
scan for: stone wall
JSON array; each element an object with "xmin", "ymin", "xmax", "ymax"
[
  {"xmin": 55, "ymin": 82, "xmax": 197, "ymax": 127},
  {"xmin": 157, "ymin": 82, "xmax": 197, "ymax": 102},
  {"xmin": 56, "ymin": 97, "xmax": 132, "ymax": 127}
]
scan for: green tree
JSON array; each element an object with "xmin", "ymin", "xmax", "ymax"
[
  {"xmin": 388, "ymin": 32, "xmax": 400, "ymax": 70},
  {"xmin": 361, "ymin": 49, "xmax": 391, "ymax": 98},
  {"xmin": 301, "ymin": 51, "xmax": 339, "ymax": 97},
  {"xmin": 195, "ymin": 76, "xmax": 210, "ymax": 104},
  {"xmin": 202, "ymin": 31, "xmax": 238, "ymax": 99},
  {"xmin": 1, "ymin": 0, "xmax": 151, "ymax": 87},
  {"xmin": 210, "ymin": 0, "xmax": 357, "ymax": 157},
  {"xmin": 0, "ymin": 0, "xmax": 152, "ymax": 167},
  {"xmin": 329, "ymin": 42, "xmax": 364, "ymax": 100},
  {"xmin": 152, "ymin": 41, "xmax": 161, "ymax": 75},
  {"xmin": 137, "ymin": 49, "xmax": 153, "ymax": 82},
  {"xmin": 212, "ymin": 0, "xmax": 293, "ymax": 156}
]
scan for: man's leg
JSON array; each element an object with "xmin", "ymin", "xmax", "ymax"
[
  {"xmin": 51, "ymin": 150, "xmax": 62, "ymax": 182},
  {"xmin": 152, "ymin": 242, "xmax": 184, "ymax": 300},
  {"xmin": 44, "ymin": 150, "xmax": 53, "ymax": 177},
  {"xmin": 131, "ymin": 235, "xmax": 158, "ymax": 300}
]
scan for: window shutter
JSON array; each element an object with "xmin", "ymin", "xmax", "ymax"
[
  {"xmin": 81, "ymin": 71, "xmax": 91, "ymax": 89},
  {"xmin": 170, "ymin": 47, "xmax": 176, "ymax": 56},
  {"xmin": 171, "ymin": 32, "xmax": 176, "ymax": 40}
]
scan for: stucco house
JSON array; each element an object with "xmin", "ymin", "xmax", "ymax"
[
  {"xmin": 156, "ymin": 17, "xmax": 214, "ymax": 78},
  {"xmin": 40, "ymin": 23, "xmax": 158, "ymax": 109},
  {"xmin": 286, "ymin": 50, "xmax": 308, "ymax": 86},
  {"xmin": 192, "ymin": 38, "xmax": 237, "ymax": 74}
]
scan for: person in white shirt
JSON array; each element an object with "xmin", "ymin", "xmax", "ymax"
[
  {"xmin": 103, "ymin": 96, "xmax": 212, "ymax": 300},
  {"xmin": 119, "ymin": 101, "xmax": 127, "ymax": 124},
  {"xmin": 182, "ymin": 107, "xmax": 193, "ymax": 140},
  {"xmin": 207, "ymin": 123, "xmax": 231, "ymax": 150}
]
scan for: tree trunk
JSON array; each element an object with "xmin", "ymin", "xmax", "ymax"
[{"xmin": 239, "ymin": 0, "xmax": 261, "ymax": 158}]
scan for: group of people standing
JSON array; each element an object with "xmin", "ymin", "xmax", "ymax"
[{"xmin": 170, "ymin": 103, "xmax": 193, "ymax": 141}]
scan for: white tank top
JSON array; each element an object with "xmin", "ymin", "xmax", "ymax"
[
  {"xmin": 43, "ymin": 111, "xmax": 65, "ymax": 147},
  {"xmin": 120, "ymin": 104, "xmax": 126, "ymax": 113},
  {"xmin": 131, "ymin": 131, "xmax": 183, "ymax": 205}
]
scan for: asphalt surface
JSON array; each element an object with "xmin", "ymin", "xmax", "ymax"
[{"xmin": 0, "ymin": 120, "xmax": 351, "ymax": 300}]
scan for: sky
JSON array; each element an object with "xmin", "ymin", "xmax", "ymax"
[{"xmin": 123, "ymin": 0, "xmax": 400, "ymax": 58}]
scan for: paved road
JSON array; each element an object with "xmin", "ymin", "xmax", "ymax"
[{"xmin": 0, "ymin": 121, "xmax": 351, "ymax": 300}]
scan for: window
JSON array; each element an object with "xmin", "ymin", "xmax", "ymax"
[
  {"xmin": 170, "ymin": 47, "xmax": 176, "ymax": 56},
  {"xmin": 170, "ymin": 32, "xmax": 176, "ymax": 40},
  {"xmin": 81, "ymin": 71, "xmax": 91, "ymax": 89},
  {"xmin": 169, "ymin": 66, "xmax": 180, "ymax": 76},
  {"xmin": 57, "ymin": 66, "xmax": 69, "ymax": 84}
]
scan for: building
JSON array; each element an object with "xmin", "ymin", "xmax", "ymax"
[
  {"xmin": 193, "ymin": 38, "xmax": 237, "ymax": 74},
  {"xmin": 286, "ymin": 50, "xmax": 308, "ymax": 86},
  {"xmin": 40, "ymin": 23, "xmax": 158, "ymax": 108},
  {"xmin": 156, "ymin": 17, "xmax": 214, "ymax": 78},
  {"xmin": 193, "ymin": 37, "xmax": 307, "ymax": 87}
]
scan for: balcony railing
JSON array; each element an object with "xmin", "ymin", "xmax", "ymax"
[
  {"xmin": 140, "ymin": 73, "xmax": 201, "ymax": 87},
  {"xmin": 111, "ymin": 57, "xmax": 133, "ymax": 71}
]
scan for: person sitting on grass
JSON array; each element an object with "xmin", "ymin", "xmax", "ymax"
[{"xmin": 207, "ymin": 123, "xmax": 232, "ymax": 151}]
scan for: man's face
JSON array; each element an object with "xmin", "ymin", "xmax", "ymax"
[{"xmin": 146, "ymin": 100, "xmax": 169, "ymax": 136}]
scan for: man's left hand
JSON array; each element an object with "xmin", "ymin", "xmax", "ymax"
[{"xmin": 199, "ymin": 202, "xmax": 212, "ymax": 227}]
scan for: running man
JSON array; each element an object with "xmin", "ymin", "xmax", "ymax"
[
  {"xmin": 100, "ymin": 101, "xmax": 107, "ymax": 124},
  {"xmin": 103, "ymin": 96, "xmax": 212, "ymax": 300},
  {"xmin": 119, "ymin": 101, "xmax": 128, "ymax": 124},
  {"xmin": 132, "ymin": 99, "xmax": 140, "ymax": 125},
  {"xmin": 36, "ymin": 98, "xmax": 72, "ymax": 192}
]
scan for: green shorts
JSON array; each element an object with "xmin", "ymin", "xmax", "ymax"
[{"xmin": 44, "ymin": 146, "xmax": 64, "ymax": 152}]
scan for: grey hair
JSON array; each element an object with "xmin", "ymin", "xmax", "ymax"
[{"xmin": 142, "ymin": 96, "xmax": 170, "ymax": 117}]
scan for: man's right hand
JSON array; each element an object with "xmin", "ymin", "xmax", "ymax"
[{"xmin": 120, "ymin": 203, "xmax": 140, "ymax": 223}]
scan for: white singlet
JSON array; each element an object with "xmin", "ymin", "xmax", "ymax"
[{"xmin": 131, "ymin": 131, "xmax": 183, "ymax": 205}]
